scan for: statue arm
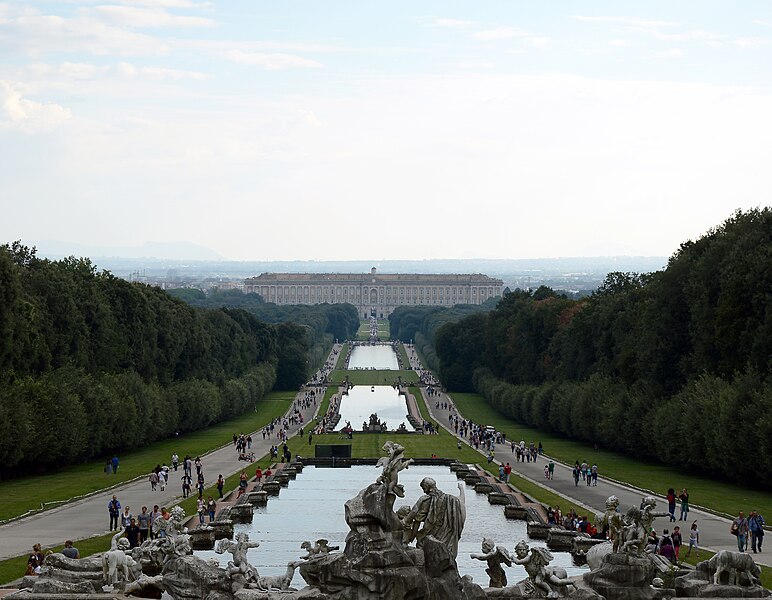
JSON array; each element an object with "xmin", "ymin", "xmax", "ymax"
[{"xmin": 457, "ymin": 483, "xmax": 466, "ymax": 523}]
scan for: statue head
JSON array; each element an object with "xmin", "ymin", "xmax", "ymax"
[
  {"xmin": 605, "ymin": 495, "xmax": 619, "ymax": 510},
  {"xmin": 300, "ymin": 541, "xmax": 312, "ymax": 551},
  {"xmin": 481, "ymin": 538, "xmax": 494, "ymax": 553},
  {"xmin": 641, "ymin": 496, "xmax": 657, "ymax": 511},
  {"xmin": 170, "ymin": 506, "xmax": 185, "ymax": 524},
  {"xmin": 117, "ymin": 537, "xmax": 131, "ymax": 551},
  {"xmin": 420, "ymin": 477, "xmax": 436, "ymax": 493},
  {"xmin": 514, "ymin": 540, "xmax": 529, "ymax": 559}
]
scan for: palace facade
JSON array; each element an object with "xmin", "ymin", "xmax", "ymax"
[{"xmin": 244, "ymin": 268, "xmax": 503, "ymax": 318}]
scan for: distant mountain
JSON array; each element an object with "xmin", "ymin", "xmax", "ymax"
[{"xmin": 32, "ymin": 240, "xmax": 224, "ymax": 261}]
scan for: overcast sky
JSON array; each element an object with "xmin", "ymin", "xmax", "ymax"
[{"xmin": 1, "ymin": 1, "xmax": 770, "ymax": 261}]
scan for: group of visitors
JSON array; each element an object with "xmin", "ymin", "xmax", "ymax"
[
  {"xmin": 572, "ymin": 460, "xmax": 598, "ymax": 486},
  {"xmin": 731, "ymin": 510, "xmax": 766, "ymax": 553},
  {"xmin": 665, "ymin": 487, "xmax": 691, "ymax": 521},
  {"xmin": 103, "ymin": 455, "xmax": 120, "ymax": 475},
  {"xmin": 196, "ymin": 496, "xmax": 218, "ymax": 524},
  {"xmin": 513, "ymin": 440, "xmax": 541, "ymax": 463},
  {"xmin": 107, "ymin": 500, "xmax": 176, "ymax": 548}
]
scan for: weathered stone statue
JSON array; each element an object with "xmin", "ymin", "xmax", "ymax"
[
  {"xmin": 376, "ymin": 440, "xmax": 414, "ymax": 498},
  {"xmin": 300, "ymin": 539, "xmax": 340, "ymax": 559},
  {"xmin": 512, "ymin": 540, "xmax": 576, "ymax": 598},
  {"xmin": 102, "ymin": 531, "xmax": 140, "ymax": 588},
  {"xmin": 596, "ymin": 495, "xmax": 623, "ymax": 552},
  {"xmin": 674, "ymin": 550, "xmax": 769, "ymax": 598},
  {"xmin": 470, "ymin": 537, "xmax": 512, "ymax": 588},
  {"xmin": 215, "ymin": 533, "xmax": 261, "ymax": 591},
  {"xmin": 402, "ymin": 476, "xmax": 466, "ymax": 559},
  {"xmin": 619, "ymin": 506, "xmax": 648, "ymax": 556}
]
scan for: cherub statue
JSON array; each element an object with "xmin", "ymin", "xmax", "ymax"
[
  {"xmin": 619, "ymin": 506, "xmax": 647, "ymax": 555},
  {"xmin": 640, "ymin": 496, "xmax": 668, "ymax": 535},
  {"xmin": 470, "ymin": 537, "xmax": 512, "ymax": 588},
  {"xmin": 376, "ymin": 441, "xmax": 414, "ymax": 497},
  {"xmin": 512, "ymin": 540, "xmax": 576, "ymax": 599},
  {"xmin": 596, "ymin": 495, "xmax": 624, "ymax": 551},
  {"xmin": 215, "ymin": 533, "xmax": 261, "ymax": 591}
]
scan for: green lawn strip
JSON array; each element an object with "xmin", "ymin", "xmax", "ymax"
[
  {"xmin": 450, "ymin": 392, "xmax": 772, "ymax": 518},
  {"xmin": 378, "ymin": 320, "xmax": 390, "ymax": 338},
  {"xmin": 334, "ymin": 343, "xmax": 349, "ymax": 370},
  {"xmin": 329, "ymin": 369, "xmax": 420, "ymax": 386},
  {"xmin": 0, "ymin": 392, "xmax": 296, "ymax": 523},
  {"xmin": 410, "ymin": 387, "xmax": 431, "ymax": 422},
  {"xmin": 356, "ymin": 321, "xmax": 371, "ymax": 341},
  {"xmin": 317, "ymin": 387, "xmax": 339, "ymax": 419},
  {"xmin": 397, "ymin": 344, "xmax": 411, "ymax": 369}
]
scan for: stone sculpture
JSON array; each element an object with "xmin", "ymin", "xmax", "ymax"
[
  {"xmin": 709, "ymin": 550, "xmax": 762, "ymax": 586},
  {"xmin": 300, "ymin": 539, "xmax": 340, "ymax": 559},
  {"xmin": 512, "ymin": 540, "xmax": 576, "ymax": 598},
  {"xmin": 402, "ymin": 476, "xmax": 466, "ymax": 559},
  {"xmin": 102, "ymin": 531, "xmax": 140, "ymax": 588},
  {"xmin": 674, "ymin": 550, "xmax": 769, "ymax": 598},
  {"xmin": 470, "ymin": 537, "xmax": 512, "ymax": 588},
  {"xmin": 597, "ymin": 495, "xmax": 624, "ymax": 552},
  {"xmin": 215, "ymin": 533, "xmax": 261, "ymax": 591},
  {"xmin": 256, "ymin": 561, "xmax": 302, "ymax": 591},
  {"xmin": 376, "ymin": 440, "xmax": 414, "ymax": 498}
]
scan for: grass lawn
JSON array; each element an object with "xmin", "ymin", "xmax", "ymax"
[
  {"xmin": 450, "ymin": 392, "xmax": 772, "ymax": 518},
  {"xmin": 317, "ymin": 386, "xmax": 339, "ymax": 418},
  {"xmin": 334, "ymin": 343, "xmax": 349, "ymax": 370},
  {"xmin": 355, "ymin": 320, "xmax": 390, "ymax": 341},
  {"xmin": 329, "ymin": 369, "xmax": 420, "ymax": 386},
  {"xmin": 397, "ymin": 344, "xmax": 411, "ymax": 369},
  {"xmin": 0, "ymin": 392, "xmax": 296, "ymax": 523}
]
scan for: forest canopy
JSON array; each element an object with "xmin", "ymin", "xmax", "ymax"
[{"xmin": 427, "ymin": 209, "xmax": 772, "ymax": 486}]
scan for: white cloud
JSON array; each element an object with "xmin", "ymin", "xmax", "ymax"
[
  {"xmin": 0, "ymin": 80, "xmax": 71, "ymax": 132},
  {"xmin": 414, "ymin": 16, "xmax": 477, "ymax": 29},
  {"xmin": 223, "ymin": 49, "xmax": 322, "ymax": 70},
  {"xmin": 734, "ymin": 37, "xmax": 769, "ymax": 48},
  {"xmin": 456, "ymin": 60, "xmax": 494, "ymax": 70},
  {"xmin": 571, "ymin": 15, "xmax": 679, "ymax": 29},
  {"xmin": 91, "ymin": 5, "xmax": 215, "ymax": 28},
  {"xmin": 472, "ymin": 26, "xmax": 528, "ymax": 41}
]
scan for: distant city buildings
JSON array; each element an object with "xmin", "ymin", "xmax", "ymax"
[{"xmin": 244, "ymin": 267, "xmax": 503, "ymax": 318}]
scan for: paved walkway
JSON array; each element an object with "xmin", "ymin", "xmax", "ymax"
[
  {"xmin": 0, "ymin": 345, "xmax": 341, "ymax": 562},
  {"xmin": 404, "ymin": 344, "xmax": 771, "ymax": 568}
]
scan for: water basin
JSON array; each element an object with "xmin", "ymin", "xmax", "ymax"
[
  {"xmin": 337, "ymin": 386, "xmax": 408, "ymax": 431},
  {"xmin": 348, "ymin": 345, "xmax": 399, "ymax": 370},
  {"xmin": 195, "ymin": 465, "xmax": 587, "ymax": 588}
]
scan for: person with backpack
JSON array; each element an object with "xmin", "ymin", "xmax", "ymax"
[
  {"xmin": 107, "ymin": 495, "xmax": 121, "ymax": 531},
  {"xmin": 749, "ymin": 510, "xmax": 765, "ymax": 553},
  {"xmin": 730, "ymin": 511, "xmax": 749, "ymax": 552}
]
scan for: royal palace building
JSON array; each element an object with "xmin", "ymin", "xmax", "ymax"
[{"xmin": 244, "ymin": 268, "xmax": 503, "ymax": 318}]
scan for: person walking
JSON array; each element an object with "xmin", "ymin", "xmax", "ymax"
[
  {"xmin": 686, "ymin": 521, "xmax": 699, "ymax": 558},
  {"xmin": 108, "ymin": 495, "xmax": 121, "ymax": 531},
  {"xmin": 149, "ymin": 471, "xmax": 158, "ymax": 491},
  {"xmin": 678, "ymin": 488, "xmax": 689, "ymax": 520},
  {"xmin": 121, "ymin": 505, "xmax": 133, "ymax": 529},
  {"xmin": 672, "ymin": 526, "xmax": 682, "ymax": 562},
  {"xmin": 111, "ymin": 455, "xmax": 119, "ymax": 474},
  {"xmin": 171, "ymin": 453, "xmax": 179, "ymax": 471},
  {"xmin": 666, "ymin": 488, "xmax": 677, "ymax": 522},
  {"xmin": 207, "ymin": 496, "xmax": 217, "ymax": 522},
  {"xmin": 137, "ymin": 506, "xmax": 151, "ymax": 543},
  {"xmin": 573, "ymin": 465, "xmax": 580, "ymax": 486},
  {"xmin": 731, "ymin": 511, "xmax": 749, "ymax": 552},
  {"xmin": 216, "ymin": 474, "xmax": 225, "ymax": 499},
  {"xmin": 548, "ymin": 460, "xmax": 555, "ymax": 480},
  {"xmin": 197, "ymin": 498, "xmax": 206, "ymax": 525},
  {"xmin": 749, "ymin": 510, "xmax": 765, "ymax": 553}
]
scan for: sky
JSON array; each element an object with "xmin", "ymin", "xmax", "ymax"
[{"xmin": 1, "ymin": 1, "xmax": 771, "ymax": 261}]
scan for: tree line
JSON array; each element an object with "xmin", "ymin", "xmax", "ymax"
[
  {"xmin": 422, "ymin": 209, "xmax": 771, "ymax": 486},
  {"xmin": 0, "ymin": 244, "xmax": 355, "ymax": 477},
  {"xmin": 167, "ymin": 288, "xmax": 360, "ymax": 387}
]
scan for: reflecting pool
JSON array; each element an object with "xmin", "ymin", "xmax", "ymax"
[
  {"xmin": 196, "ymin": 466, "xmax": 587, "ymax": 588},
  {"xmin": 337, "ymin": 386, "xmax": 408, "ymax": 431},
  {"xmin": 348, "ymin": 345, "xmax": 399, "ymax": 370}
]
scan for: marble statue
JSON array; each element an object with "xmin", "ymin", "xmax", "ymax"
[
  {"xmin": 215, "ymin": 532, "xmax": 261, "ymax": 591},
  {"xmin": 402, "ymin": 476, "xmax": 466, "ymax": 558},
  {"xmin": 708, "ymin": 550, "xmax": 762, "ymax": 586},
  {"xmin": 619, "ymin": 506, "xmax": 648, "ymax": 556},
  {"xmin": 376, "ymin": 440, "xmax": 414, "ymax": 498},
  {"xmin": 512, "ymin": 540, "xmax": 576, "ymax": 599},
  {"xmin": 300, "ymin": 539, "xmax": 340, "ymax": 559},
  {"xmin": 102, "ymin": 531, "xmax": 139, "ymax": 588},
  {"xmin": 470, "ymin": 537, "xmax": 512, "ymax": 588},
  {"xmin": 257, "ymin": 561, "xmax": 302, "ymax": 591},
  {"xmin": 639, "ymin": 497, "xmax": 668, "ymax": 538},
  {"xmin": 596, "ymin": 495, "xmax": 624, "ymax": 552}
]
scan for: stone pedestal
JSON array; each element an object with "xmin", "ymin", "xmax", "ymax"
[
  {"xmin": 189, "ymin": 527, "xmax": 216, "ymax": 550},
  {"xmin": 230, "ymin": 503, "xmax": 254, "ymax": 523},
  {"xmin": 487, "ymin": 492, "xmax": 511, "ymax": 505},
  {"xmin": 583, "ymin": 552, "xmax": 655, "ymax": 600},
  {"xmin": 505, "ymin": 506, "xmax": 529, "ymax": 520},
  {"xmin": 464, "ymin": 474, "xmax": 481, "ymax": 486},
  {"xmin": 246, "ymin": 491, "xmax": 268, "ymax": 506},
  {"xmin": 474, "ymin": 482, "xmax": 495, "ymax": 494},
  {"xmin": 526, "ymin": 522, "xmax": 551, "ymax": 539},
  {"xmin": 547, "ymin": 529, "xmax": 585, "ymax": 551},
  {"xmin": 210, "ymin": 519, "xmax": 234, "ymax": 540},
  {"xmin": 262, "ymin": 482, "xmax": 281, "ymax": 496}
]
